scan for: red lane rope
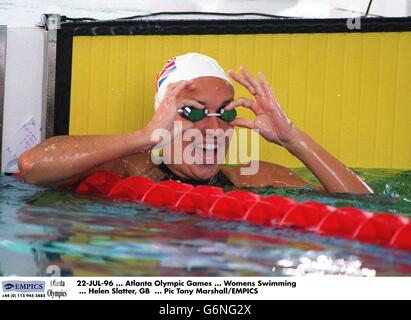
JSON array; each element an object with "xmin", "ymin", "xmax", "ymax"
[{"xmin": 75, "ymin": 171, "xmax": 411, "ymax": 252}]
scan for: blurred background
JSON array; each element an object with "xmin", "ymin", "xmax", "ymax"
[{"xmin": 0, "ymin": 0, "xmax": 410, "ymax": 26}]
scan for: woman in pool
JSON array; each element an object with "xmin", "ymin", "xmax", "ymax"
[{"xmin": 18, "ymin": 53, "xmax": 372, "ymax": 194}]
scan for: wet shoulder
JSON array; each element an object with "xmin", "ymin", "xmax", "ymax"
[{"xmin": 123, "ymin": 152, "xmax": 166, "ymax": 181}]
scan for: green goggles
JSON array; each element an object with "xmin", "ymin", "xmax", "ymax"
[{"xmin": 177, "ymin": 106, "xmax": 237, "ymax": 123}]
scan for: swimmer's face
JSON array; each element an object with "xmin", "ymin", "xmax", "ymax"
[{"xmin": 165, "ymin": 77, "xmax": 234, "ymax": 181}]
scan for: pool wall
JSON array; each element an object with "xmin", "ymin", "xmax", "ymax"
[{"xmin": 0, "ymin": 26, "xmax": 45, "ymax": 173}]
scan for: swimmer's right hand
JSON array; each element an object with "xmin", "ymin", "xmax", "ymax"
[{"xmin": 142, "ymin": 80, "xmax": 203, "ymax": 147}]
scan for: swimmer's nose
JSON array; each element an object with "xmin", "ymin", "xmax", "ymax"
[{"xmin": 203, "ymin": 115, "xmax": 221, "ymax": 131}]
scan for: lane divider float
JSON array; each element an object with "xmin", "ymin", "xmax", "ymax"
[{"xmin": 74, "ymin": 171, "xmax": 411, "ymax": 252}]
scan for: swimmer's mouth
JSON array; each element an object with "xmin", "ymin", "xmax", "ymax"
[
  {"xmin": 193, "ymin": 143, "xmax": 225, "ymax": 166},
  {"xmin": 194, "ymin": 143, "xmax": 221, "ymax": 151}
]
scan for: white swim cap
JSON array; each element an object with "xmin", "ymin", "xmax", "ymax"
[{"xmin": 154, "ymin": 52, "xmax": 231, "ymax": 109}]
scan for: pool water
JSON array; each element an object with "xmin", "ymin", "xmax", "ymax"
[{"xmin": 0, "ymin": 168, "xmax": 410, "ymax": 276}]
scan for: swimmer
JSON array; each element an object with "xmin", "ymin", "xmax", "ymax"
[{"xmin": 18, "ymin": 53, "xmax": 372, "ymax": 194}]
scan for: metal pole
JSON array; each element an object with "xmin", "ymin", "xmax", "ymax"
[
  {"xmin": 0, "ymin": 26, "xmax": 7, "ymax": 171},
  {"xmin": 41, "ymin": 14, "xmax": 60, "ymax": 140}
]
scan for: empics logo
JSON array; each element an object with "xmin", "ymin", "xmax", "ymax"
[
  {"xmin": 2, "ymin": 281, "xmax": 45, "ymax": 293},
  {"xmin": 3, "ymin": 283, "xmax": 14, "ymax": 290}
]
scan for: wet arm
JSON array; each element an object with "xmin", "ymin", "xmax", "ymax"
[
  {"xmin": 284, "ymin": 130, "xmax": 373, "ymax": 194},
  {"xmin": 18, "ymin": 130, "xmax": 153, "ymax": 185}
]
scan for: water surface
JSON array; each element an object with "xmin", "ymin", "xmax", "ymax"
[{"xmin": 0, "ymin": 168, "xmax": 410, "ymax": 276}]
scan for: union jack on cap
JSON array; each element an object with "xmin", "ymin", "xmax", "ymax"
[{"xmin": 156, "ymin": 57, "xmax": 177, "ymax": 93}]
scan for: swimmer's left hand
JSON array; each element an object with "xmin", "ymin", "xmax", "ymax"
[{"xmin": 227, "ymin": 67, "xmax": 301, "ymax": 148}]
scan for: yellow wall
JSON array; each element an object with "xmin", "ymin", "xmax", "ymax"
[{"xmin": 69, "ymin": 33, "xmax": 411, "ymax": 169}]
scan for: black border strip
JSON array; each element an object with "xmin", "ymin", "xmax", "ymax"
[
  {"xmin": 54, "ymin": 28, "xmax": 73, "ymax": 136},
  {"xmin": 61, "ymin": 17, "xmax": 411, "ymax": 36},
  {"xmin": 54, "ymin": 17, "xmax": 411, "ymax": 136}
]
